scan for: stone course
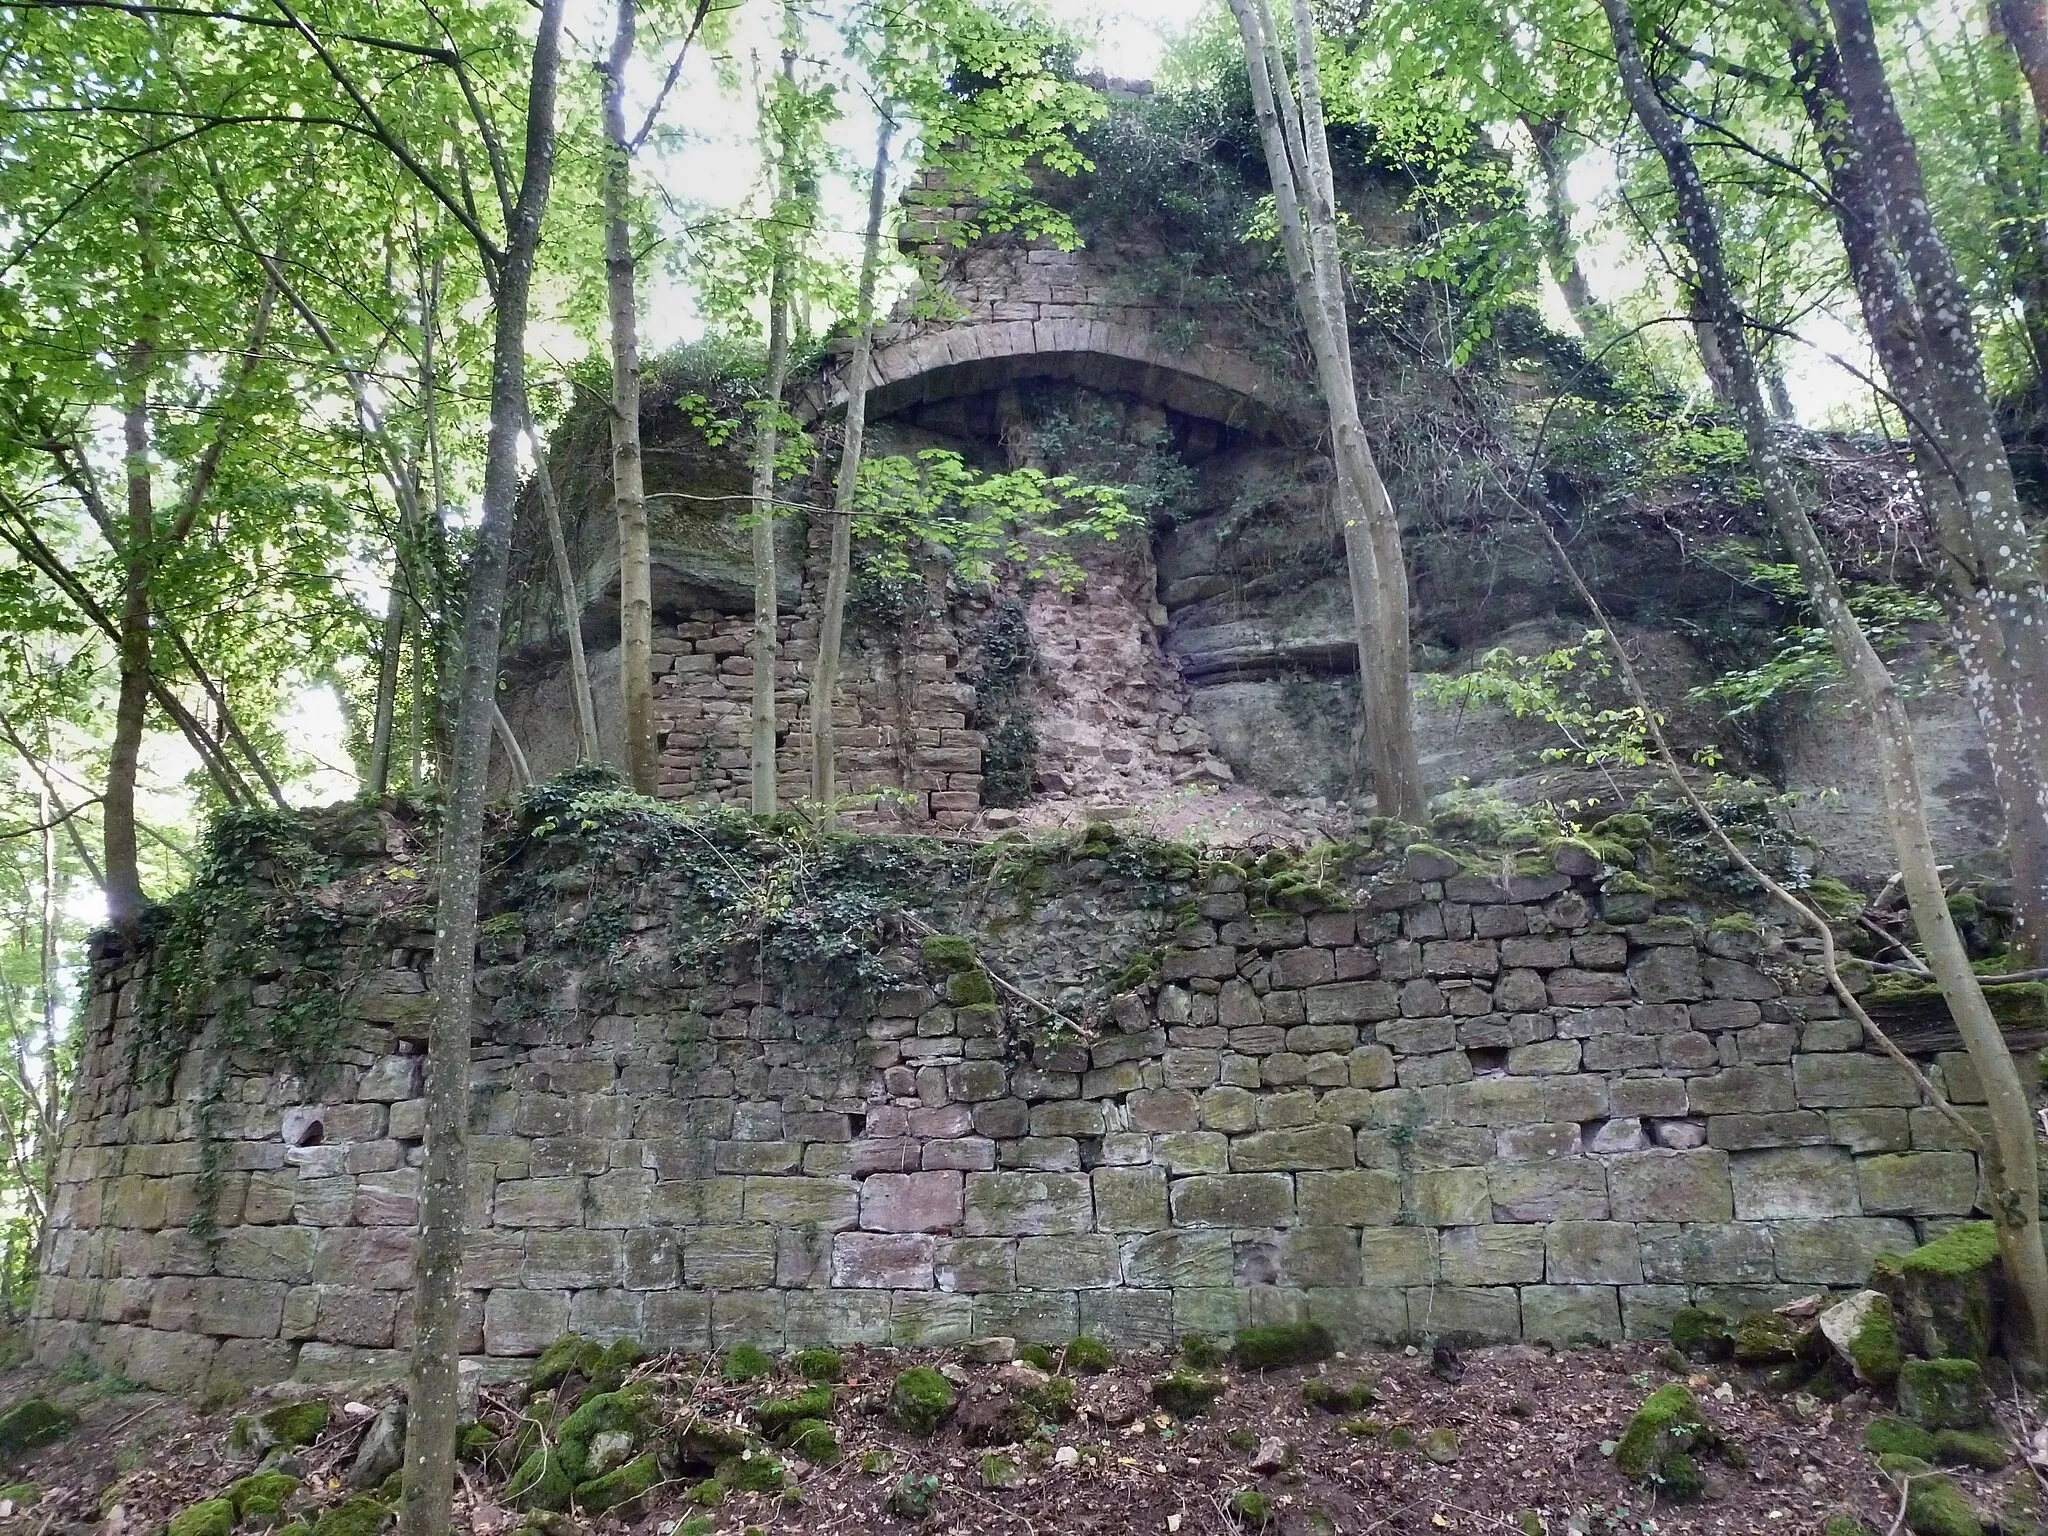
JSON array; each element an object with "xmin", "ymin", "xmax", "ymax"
[{"xmin": 29, "ymin": 840, "xmax": 2031, "ymax": 1388}]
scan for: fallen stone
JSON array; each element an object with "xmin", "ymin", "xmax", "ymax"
[
  {"xmin": 1249, "ymin": 1437, "xmax": 1293, "ymax": 1474},
  {"xmin": 344, "ymin": 1401, "xmax": 405, "ymax": 1491},
  {"xmin": 1818, "ymin": 1290, "xmax": 1901, "ymax": 1387}
]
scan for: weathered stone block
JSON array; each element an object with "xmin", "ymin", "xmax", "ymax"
[
  {"xmin": 1012, "ymin": 1234, "xmax": 1121, "ymax": 1289},
  {"xmin": 1792, "ymin": 1052, "xmax": 1919, "ymax": 1108},
  {"xmin": 1488, "ymin": 1160, "xmax": 1609, "ymax": 1222},
  {"xmin": 1521, "ymin": 1284, "xmax": 1622, "ymax": 1344},
  {"xmin": 1297, "ymin": 1169, "xmax": 1399, "ymax": 1226},
  {"xmin": 1128, "ymin": 1089, "xmax": 1199, "ymax": 1133},
  {"xmin": 1123, "ymin": 1230, "xmax": 1233, "ymax": 1288},
  {"xmin": 1495, "ymin": 1123, "xmax": 1579, "ymax": 1162},
  {"xmin": 1605, "ymin": 1149, "xmax": 1734, "ymax": 1224},
  {"xmin": 524, "ymin": 1230, "xmax": 622, "ymax": 1290},
  {"xmin": 1856, "ymin": 1152, "xmax": 1978, "ymax": 1217},
  {"xmin": 1686, "ymin": 1066, "xmax": 1796, "ymax": 1116},
  {"xmin": 1620, "ymin": 1284, "xmax": 1692, "ymax": 1341},
  {"xmin": 1829, "ymin": 1108, "xmax": 1912, "ymax": 1153},
  {"xmin": 1507, "ymin": 1040, "xmax": 1581, "ymax": 1076},
  {"xmin": 1228, "ymin": 1124, "xmax": 1354, "ymax": 1171},
  {"xmin": 1628, "ymin": 947, "xmax": 1703, "ymax": 1003},
  {"xmin": 1705, "ymin": 1111, "xmax": 1827, "ymax": 1150},
  {"xmin": 934, "ymin": 1236, "xmax": 1014, "ymax": 1293},
  {"xmin": 745, "ymin": 1176, "xmax": 859, "ymax": 1231},
  {"xmin": 861, "ymin": 1171, "xmax": 964, "ymax": 1232},
  {"xmin": 683, "ymin": 1225, "xmax": 776, "ymax": 1288},
  {"xmin": 1610, "ymin": 1077, "xmax": 1689, "ymax": 1119},
  {"xmin": 1092, "ymin": 1167, "xmax": 1168, "ymax": 1231},
  {"xmin": 1770, "ymin": 1216, "xmax": 1916, "ymax": 1284},
  {"xmin": 1306, "ymin": 1285, "xmax": 1409, "ymax": 1344},
  {"xmin": 1154, "ymin": 1131, "xmax": 1230, "ymax": 1174},
  {"xmin": 964, "ymin": 1171, "xmax": 1094, "ymax": 1235},
  {"xmin": 484, "ymin": 1287, "xmax": 568, "ymax": 1356},
  {"xmin": 1168, "ymin": 1172, "xmax": 1294, "ymax": 1228},
  {"xmin": 1305, "ymin": 981, "xmax": 1400, "ymax": 1024},
  {"xmin": 1544, "ymin": 1221, "xmax": 1643, "ymax": 1284},
  {"xmin": 1638, "ymin": 1222, "xmax": 1775, "ymax": 1284},
  {"xmin": 1730, "ymin": 1146, "xmax": 1860, "ymax": 1219},
  {"xmin": 1407, "ymin": 1167, "xmax": 1492, "ymax": 1226},
  {"xmin": 1414, "ymin": 1285, "xmax": 1519, "ymax": 1343},
  {"xmin": 1359, "ymin": 1227, "xmax": 1438, "ymax": 1285},
  {"xmin": 1440, "ymin": 1224, "xmax": 1545, "ymax": 1284}
]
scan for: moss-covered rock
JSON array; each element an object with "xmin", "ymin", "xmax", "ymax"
[
  {"xmin": 722, "ymin": 1343, "xmax": 775, "ymax": 1382},
  {"xmin": 228, "ymin": 1471, "xmax": 302, "ymax": 1518},
  {"xmin": 1302, "ymin": 1376, "xmax": 1378, "ymax": 1413},
  {"xmin": 1823, "ymin": 1517, "xmax": 1876, "ymax": 1536},
  {"xmin": 555, "ymin": 1386, "xmax": 655, "ymax": 1466},
  {"xmin": 508, "ymin": 1449, "xmax": 575, "ymax": 1512},
  {"xmin": 791, "ymin": 1347, "xmax": 843, "ymax": 1383},
  {"xmin": 1061, "ymin": 1336, "xmax": 1113, "ymax": 1375},
  {"xmin": 920, "ymin": 934, "xmax": 978, "ymax": 974},
  {"xmin": 1228, "ymin": 1488, "xmax": 1273, "ymax": 1528},
  {"xmin": 1669, "ymin": 1307, "xmax": 1733, "ymax": 1361},
  {"xmin": 1232, "ymin": 1321, "xmax": 1334, "ymax": 1370},
  {"xmin": 717, "ymin": 1452, "xmax": 785, "ymax": 1494},
  {"xmin": 1904, "ymin": 1474, "xmax": 1983, "ymax": 1536},
  {"xmin": 1151, "ymin": 1372, "xmax": 1226, "ymax": 1416},
  {"xmin": 1614, "ymin": 1384, "xmax": 1712, "ymax": 1501},
  {"xmin": 232, "ymin": 1399, "xmax": 328, "ymax": 1453},
  {"xmin": 753, "ymin": 1385, "xmax": 834, "ymax": 1440},
  {"xmin": 888, "ymin": 1367, "xmax": 955, "ymax": 1435},
  {"xmin": 1732, "ymin": 1311, "xmax": 1809, "ymax": 1364},
  {"xmin": 1180, "ymin": 1336, "xmax": 1226, "ymax": 1369},
  {"xmin": 0, "ymin": 1398, "xmax": 76, "ymax": 1459},
  {"xmin": 167, "ymin": 1499, "xmax": 237, "ymax": 1536},
  {"xmin": 1018, "ymin": 1343, "xmax": 1055, "ymax": 1371},
  {"xmin": 946, "ymin": 969, "xmax": 996, "ymax": 1006},
  {"xmin": 1865, "ymin": 1416, "xmax": 1937, "ymax": 1461},
  {"xmin": 1933, "ymin": 1430, "xmax": 2009, "ymax": 1470},
  {"xmin": 309, "ymin": 1495, "xmax": 392, "ymax": 1536},
  {"xmin": 673, "ymin": 1416, "xmax": 753, "ymax": 1472},
  {"xmin": 1874, "ymin": 1223, "xmax": 2000, "ymax": 1363},
  {"xmin": 530, "ymin": 1334, "xmax": 643, "ymax": 1396},
  {"xmin": 1420, "ymin": 1428, "xmax": 1460, "ymax": 1465},
  {"xmin": 1897, "ymin": 1358, "xmax": 1990, "ymax": 1431},
  {"xmin": 783, "ymin": 1419, "xmax": 841, "ymax": 1466},
  {"xmin": 574, "ymin": 1450, "xmax": 660, "ymax": 1514}
]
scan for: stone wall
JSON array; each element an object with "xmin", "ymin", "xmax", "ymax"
[{"xmin": 30, "ymin": 820, "xmax": 2019, "ymax": 1389}]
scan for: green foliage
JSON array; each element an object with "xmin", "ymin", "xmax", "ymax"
[
  {"xmin": 962, "ymin": 599, "xmax": 1039, "ymax": 809},
  {"xmin": 1179, "ymin": 1336, "xmax": 1223, "ymax": 1371}
]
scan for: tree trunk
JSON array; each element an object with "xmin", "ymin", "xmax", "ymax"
[
  {"xmin": 492, "ymin": 702, "xmax": 532, "ymax": 788},
  {"xmin": 751, "ymin": 258, "xmax": 792, "ymax": 815},
  {"xmin": 812, "ymin": 115, "xmax": 893, "ymax": 820},
  {"xmin": 366, "ymin": 477, "xmax": 414, "ymax": 795},
  {"xmin": 1998, "ymin": 0, "xmax": 2048, "ymax": 128},
  {"xmin": 106, "ymin": 350, "xmax": 153, "ymax": 936},
  {"xmin": 1790, "ymin": 1, "xmax": 2048, "ymax": 966},
  {"xmin": 1524, "ymin": 114, "xmax": 1607, "ymax": 343},
  {"xmin": 603, "ymin": 0, "xmax": 656, "ymax": 794},
  {"xmin": 1603, "ymin": 0, "xmax": 2048, "ymax": 1372},
  {"xmin": 397, "ymin": 4, "xmax": 565, "ymax": 1531},
  {"xmin": 1226, "ymin": 0, "xmax": 1427, "ymax": 822},
  {"xmin": 524, "ymin": 399, "xmax": 598, "ymax": 763}
]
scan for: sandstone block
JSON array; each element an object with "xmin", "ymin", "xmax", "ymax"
[
  {"xmin": 1706, "ymin": 1111, "xmax": 1827, "ymax": 1150},
  {"xmin": 1521, "ymin": 1284, "xmax": 1622, "ymax": 1344},
  {"xmin": 1407, "ymin": 1167, "xmax": 1492, "ymax": 1226},
  {"xmin": 1129, "ymin": 1089, "xmax": 1199, "ymax": 1132},
  {"xmin": 1605, "ymin": 1149, "xmax": 1734, "ymax": 1224},
  {"xmin": 1278, "ymin": 1227, "xmax": 1360, "ymax": 1287},
  {"xmin": 1092, "ymin": 1167, "xmax": 1169, "ymax": 1232},
  {"xmin": 1123, "ymin": 1230, "xmax": 1233, "ymax": 1288},
  {"xmin": 524, "ymin": 1229, "xmax": 622, "ymax": 1290},
  {"xmin": 683, "ymin": 1225, "xmax": 776, "ymax": 1288},
  {"xmin": 965, "ymin": 1171, "xmax": 1094, "ymax": 1235},
  {"xmin": 1297, "ymin": 1169, "xmax": 1400, "ymax": 1226},
  {"xmin": 1415, "ymin": 1285, "xmax": 1519, "ymax": 1342},
  {"xmin": 1686, "ymin": 1066, "xmax": 1796, "ymax": 1116},
  {"xmin": 1856, "ymin": 1152, "xmax": 1978, "ymax": 1216},
  {"xmin": 1305, "ymin": 981, "xmax": 1400, "ymax": 1024},
  {"xmin": 861, "ymin": 1171, "xmax": 964, "ymax": 1232},
  {"xmin": 1359, "ymin": 1226, "xmax": 1438, "ymax": 1285},
  {"xmin": 1229, "ymin": 1124, "xmax": 1354, "ymax": 1171},
  {"xmin": 1793, "ymin": 1052, "xmax": 1919, "ymax": 1108},
  {"xmin": 1168, "ymin": 1172, "xmax": 1294, "ymax": 1228},
  {"xmin": 1545, "ymin": 1221, "xmax": 1643, "ymax": 1284},
  {"xmin": 1638, "ymin": 1221, "xmax": 1775, "ymax": 1284},
  {"xmin": 745, "ymin": 1176, "xmax": 859, "ymax": 1230},
  {"xmin": 1830, "ymin": 1108, "xmax": 1913, "ymax": 1153},
  {"xmin": 1627, "ymin": 947, "xmax": 1703, "ymax": 1003},
  {"xmin": 1154, "ymin": 1131, "xmax": 1230, "ymax": 1174},
  {"xmin": 1730, "ymin": 1146, "xmax": 1859, "ymax": 1219},
  {"xmin": 1507, "ymin": 1040, "xmax": 1581, "ymax": 1076},
  {"xmin": 1704, "ymin": 958, "xmax": 1780, "ymax": 999},
  {"xmin": 150, "ymin": 1276, "xmax": 285, "ymax": 1338},
  {"xmin": 484, "ymin": 1287, "xmax": 568, "ymax": 1356},
  {"xmin": 1488, "ymin": 1160, "xmax": 1609, "ymax": 1222},
  {"xmin": 1770, "ymin": 1216, "xmax": 1917, "ymax": 1284},
  {"xmin": 1440, "ymin": 1224, "xmax": 1545, "ymax": 1285},
  {"xmin": 934, "ymin": 1236, "xmax": 1015, "ymax": 1293}
]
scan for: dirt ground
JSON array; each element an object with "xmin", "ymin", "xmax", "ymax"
[{"xmin": 0, "ymin": 1338, "xmax": 2038, "ymax": 1536}]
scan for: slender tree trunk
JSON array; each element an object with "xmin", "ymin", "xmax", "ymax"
[
  {"xmin": 1791, "ymin": 2, "xmax": 2048, "ymax": 964},
  {"xmin": 1525, "ymin": 113, "xmax": 1607, "ymax": 343},
  {"xmin": 492, "ymin": 703, "xmax": 532, "ymax": 788},
  {"xmin": 603, "ymin": 0, "xmax": 657, "ymax": 794},
  {"xmin": 1603, "ymin": 0, "xmax": 2048, "ymax": 1371},
  {"xmin": 751, "ymin": 257, "xmax": 792, "ymax": 814},
  {"xmin": 106, "ymin": 349, "xmax": 153, "ymax": 936},
  {"xmin": 812, "ymin": 115, "xmax": 893, "ymax": 819},
  {"xmin": 1226, "ymin": 0, "xmax": 1427, "ymax": 821},
  {"xmin": 524, "ymin": 400, "xmax": 598, "ymax": 763},
  {"xmin": 367, "ymin": 477, "xmax": 414, "ymax": 795},
  {"xmin": 398, "ymin": 5, "xmax": 565, "ymax": 1532}
]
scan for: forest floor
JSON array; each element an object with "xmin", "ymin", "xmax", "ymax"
[{"xmin": 0, "ymin": 1337, "xmax": 2037, "ymax": 1536}]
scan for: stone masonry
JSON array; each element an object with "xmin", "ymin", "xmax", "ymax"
[{"xmin": 29, "ymin": 830, "xmax": 2018, "ymax": 1389}]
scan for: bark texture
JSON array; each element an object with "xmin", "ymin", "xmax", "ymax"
[
  {"xmin": 525, "ymin": 401, "xmax": 597, "ymax": 763},
  {"xmin": 1604, "ymin": 0, "xmax": 2048, "ymax": 1370},
  {"xmin": 397, "ymin": 3, "xmax": 565, "ymax": 1530}
]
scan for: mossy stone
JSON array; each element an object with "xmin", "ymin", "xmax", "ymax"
[
  {"xmin": 1905, "ymin": 1474, "xmax": 1983, "ymax": 1536},
  {"xmin": 1614, "ymin": 1383, "xmax": 1710, "ymax": 1500},
  {"xmin": 1516, "ymin": 1513, "xmax": 1546, "ymax": 1536},
  {"xmin": 753, "ymin": 1385, "xmax": 834, "ymax": 1439},
  {"xmin": 1933, "ymin": 1429, "xmax": 2009, "ymax": 1470},
  {"xmin": 978, "ymin": 1453, "xmax": 1020, "ymax": 1490},
  {"xmin": 228, "ymin": 1471, "xmax": 301, "ymax": 1517},
  {"xmin": 1151, "ymin": 1372, "xmax": 1226, "ymax": 1416},
  {"xmin": 0, "ymin": 1482, "xmax": 34, "ymax": 1506},
  {"xmin": 459, "ymin": 1423, "xmax": 497, "ymax": 1461},
  {"xmin": 1232, "ymin": 1321, "xmax": 1334, "ymax": 1370},
  {"xmin": 723, "ymin": 1343, "xmax": 775, "ymax": 1382},
  {"xmin": 0, "ymin": 1398, "xmax": 76, "ymax": 1458},
  {"xmin": 1669, "ymin": 1307, "xmax": 1733, "ymax": 1361},
  {"xmin": 242, "ymin": 1399, "xmax": 327, "ymax": 1451},
  {"xmin": 167, "ymin": 1499, "xmax": 237, "ymax": 1536},
  {"xmin": 574, "ymin": 1450, "xmax": 661, "ymax": 1514},
  {"xmin": 1849, "ymin": 1296, "xmax": 1903, "ymax": 1388},
  {"xmin": 784, "ymin": 1419, "xmax": 841, "ymax": 1466},
  {"xmin": 1874, "ymin": 1224, "xmax": 2000, "ymax": 1363},
  {"xmin": 1016, "ymin": 1373, "xmax": 1076, "ymax": 1424},
  {"xmin": 673, "ymin": 1416, "xmax": 752, "ymax": 1472},
  {"xmin": 1228, "ymin": 1488, "xmax": 1273, "ymax": 1528},
  {"xmin": 1420, "ymin": 1428, "xmax": 1460, "ymax": 1465},
  {"xmin": 1061, "ymin": 1336, "xmax": 1113, "ymax": 1375},
  {"xmin": 920, "ymin": 935, "xmax": 978, "ymax": 974},
  {"xmin": 1865, "ymin": 1416, "xmax": 1937, "ymax": 1461},
  {"xmin": 309, "ymin": 1495, "xmax": 393, "ymax": 1536},
  {"xmin": 791, "ymin": 1347, "xmax": 843, "ymax": 1383},
  {"xmin": 1897, "ymin": 1358, "xmax": 1990, "ymax": 1431},
  {"xmin": 946, "ymin": 969, "xmax": 995, "ymax": 1007},
  {"xmin": 889, "ymin": 1367, "xmax": 955, "ymax": 1435},
  {"xmin": 1018, "ymin": 1343, "xmax": 1055, "ymax": 1371},
  {"xmin": 1302, "ymin": 1376, "xmax": 1377, "ymax": 1413},
  {"xmin": 717, "ymin": 1453, "xmax": 785, "ymax": 1494},
  {"xmin": 1732, "ymin": 1311, "xmax": 1807, "ymax": 1364},
  {"xmin": 508, "ymin": 1449, "xmax": 574, "ymax": 1512},
  {"xmin": 556, "ymin": 1386, "xmax": 654, "ymax": 1461},
  {"xmin": 529, "ymin": 1333, "xmax": 593, "ymax": 1391}
]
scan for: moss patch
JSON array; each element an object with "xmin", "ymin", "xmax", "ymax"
[
  {"xmin": 1061, "ymin": 1335, "xmax": 1114, "ymax": 1375},
  {"xmin": 1669, "ymin": 1307, "xmax": 1733, "ymax": 1360},
  {"xmin": 792, "ymin": 1347, "xmax": 844, "ymax": 1382},
  {"xmin": 309, "ymin": 1495, "xmax": 392, "ymax": 1536},
  {"xmin": 1614, "ymin": 1384, "xmax": 1712, "ymax": 1501},
  {"xmin": 228, "ymin": 1471, "xmax": 301, "ymax": 1518},
  {"xmin": 754, "ymin": 1385, "xmax": 834, "ymax": 1440},
  {"xmin": 1232, "ymin": 1321, "xmax": 1335, "ymax": 1370},
  {"xmin": 1905, "ymin": 1474, "xmax": 1983, "ymax": 1536},
  {"xmin": 1866, "ymin": 1416, "xmax": 1937, "ymax": 1461},
  {"xmin": 167, "ymin": 1499, "xmax": 237, "ymax": 1536},
  {"xmin": 1933, "ymin": 1429, "xmax": 2009, "ymax": 1470},
  {"xmin": 0, "ymin": 1398, "xmax": 76, "ymax": 1458},
  {"xmin": 722, "ymin": 1343, "xmax": 775, "ymax": 1382},
  {"xmin": 888, "ymin": 1367, "xmax": 955, "ymax": 1435},
  {"xmin": 1151, "ymin": 1371, "xmax": 1226, "ymax": 1415},
  {"xmin": 1849, "ymin": 1295, "xmax": 1903, "ymax": 1387},
  {"xmin": 1732, "ymin": 1311, "xmax": 1807, "ymax": 1364},
  {"xmin": 919, "ymin": 935, "xmax": 979, "ymax": 974},
  {"xmin": 1302, "ymin": 1376, "xmax": 1378, "ymax": 1413},
  {"xmin": 574, "ymin": 1450, "xmax": 660, "ymax": 1514},
  {"xmin": 1898, "ymin": 1358, "xmax": 1990, "ymax": 1431},
  {"xmin": 784, "ymin": 1419, "xmax": 841, "ymax": 1466}
]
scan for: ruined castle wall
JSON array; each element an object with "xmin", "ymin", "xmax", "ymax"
[{"xmin": 30, "ymin": 828, "xmax": 2010, "ymax": 1389}]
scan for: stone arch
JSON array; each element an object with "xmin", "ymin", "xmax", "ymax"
[{"xmin": 798, "ymin": 315, "xmax": 1305, "ymax": 438}]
